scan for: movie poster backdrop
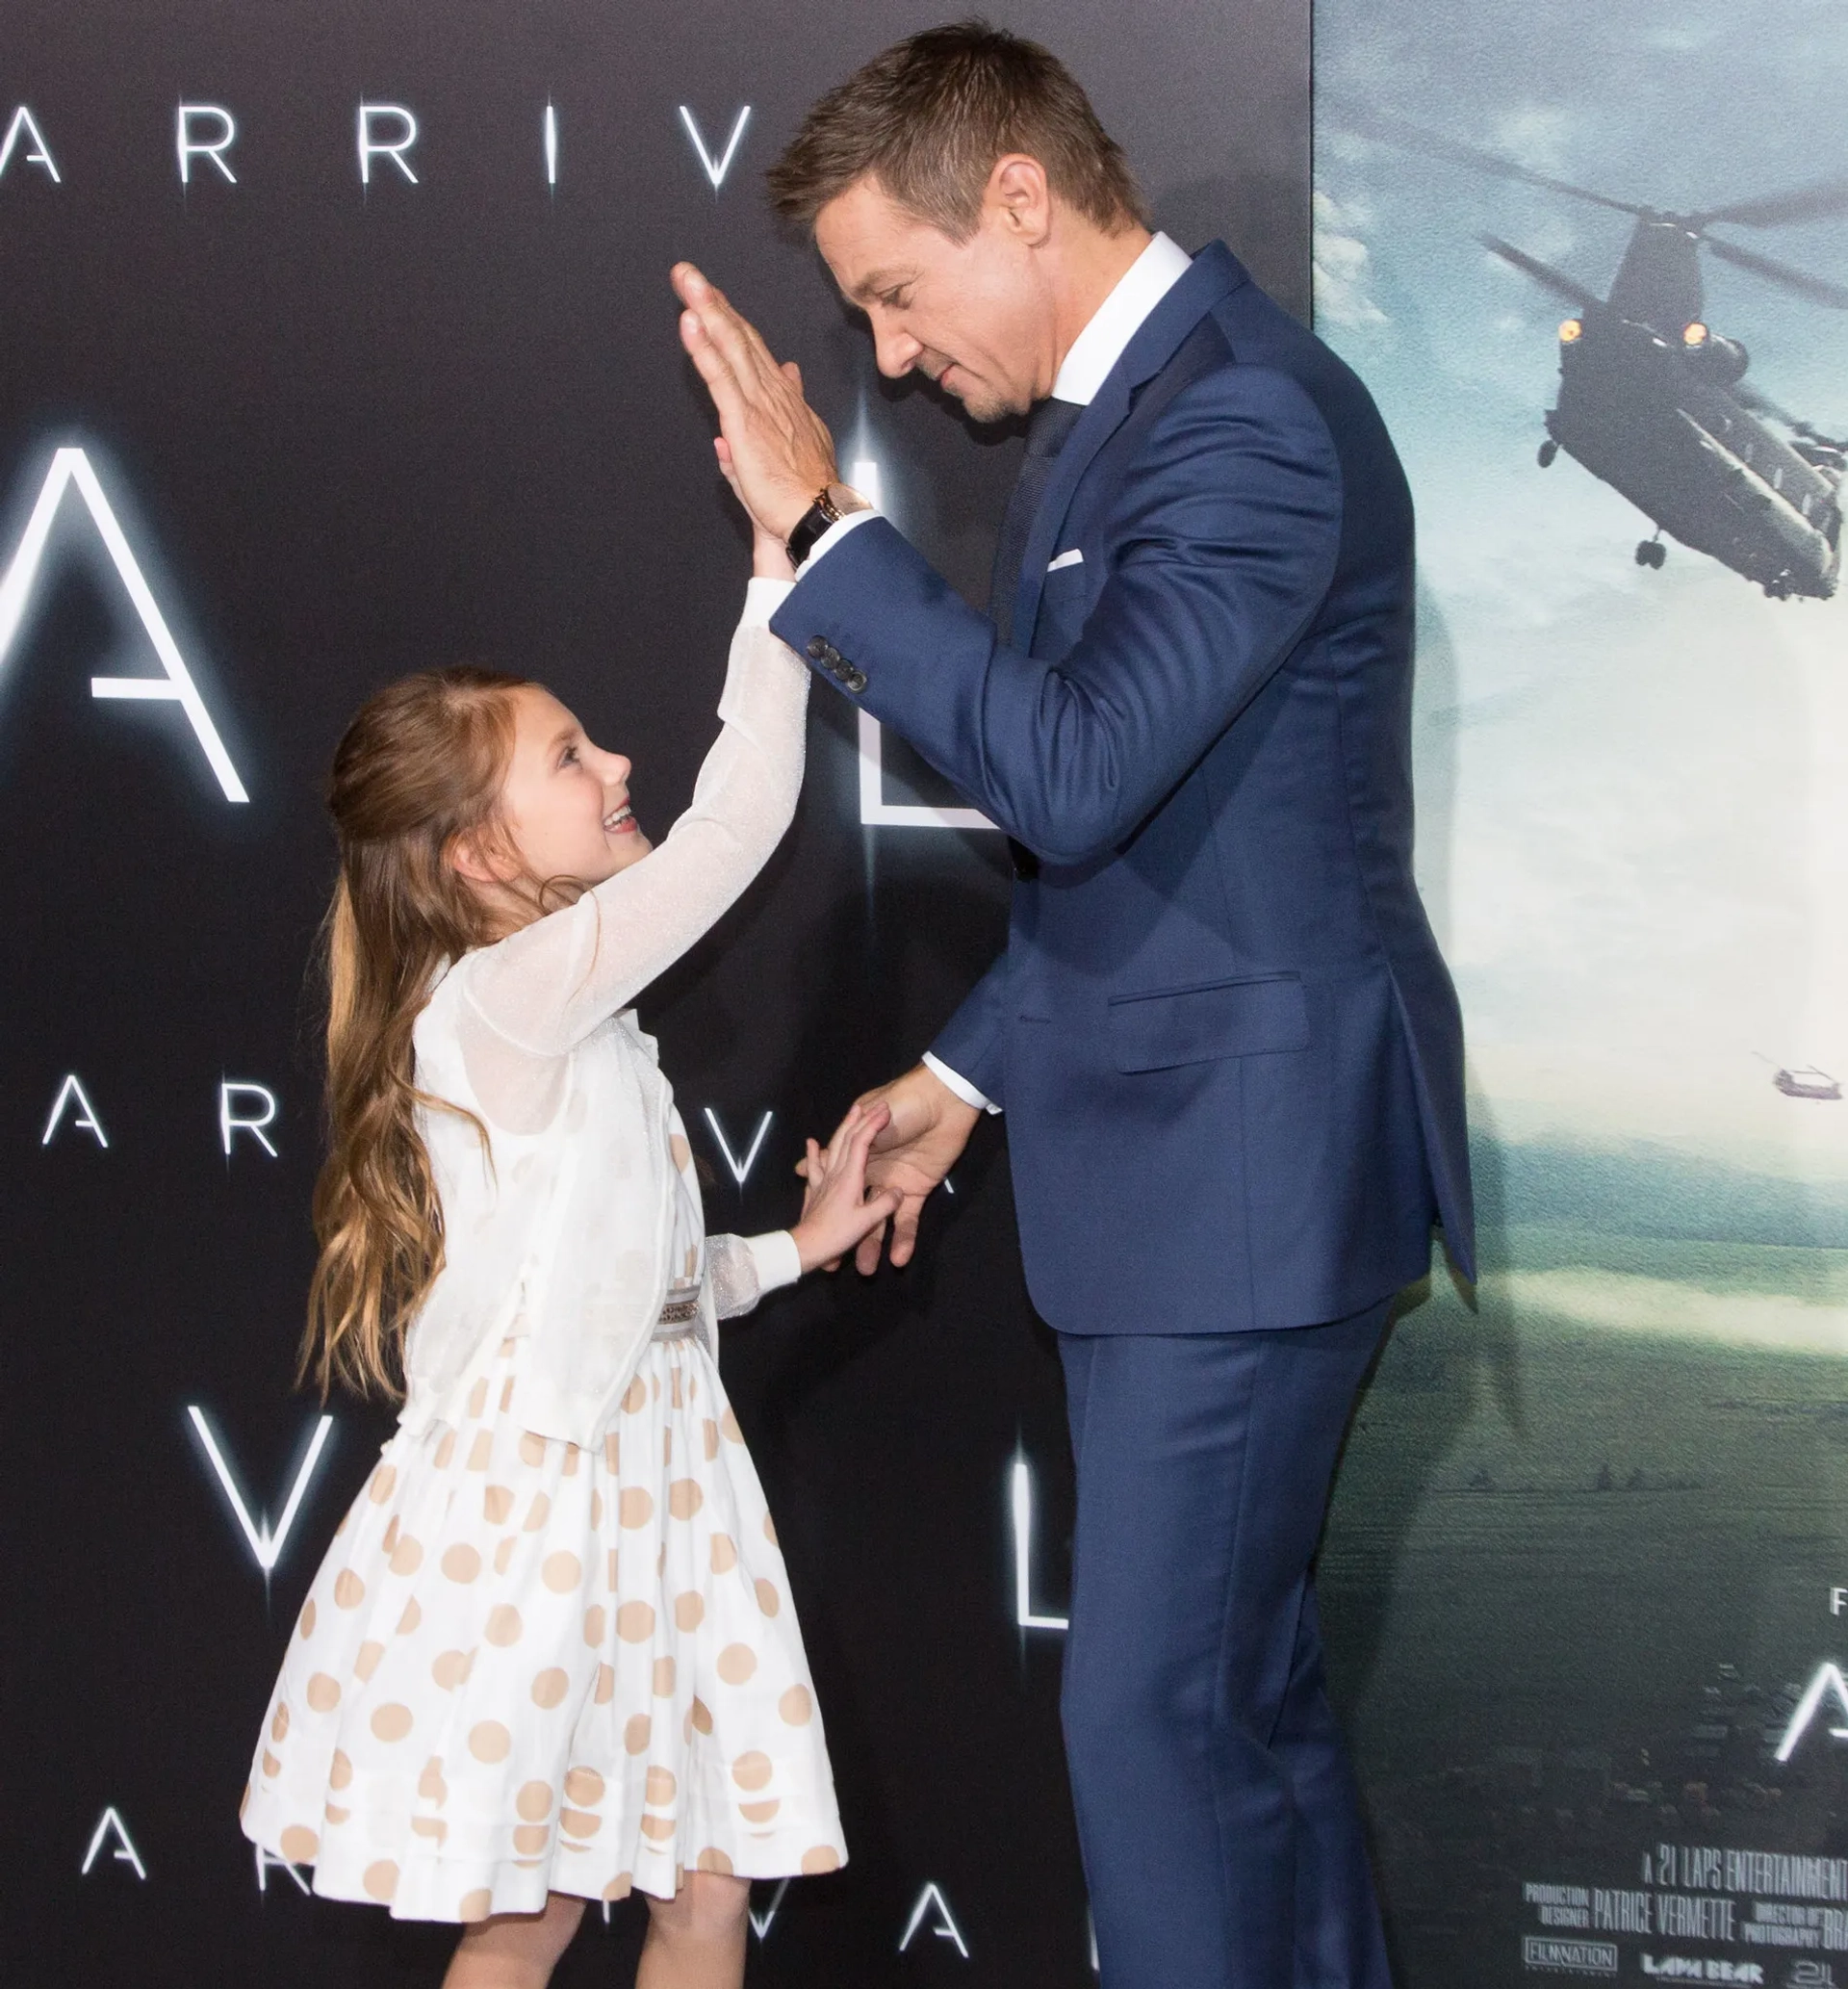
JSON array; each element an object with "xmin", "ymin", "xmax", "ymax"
[
  {"xmin": 1313, "ymin": 1, "xmax": 1848, "ymax": 1985},
  {"xmin": 0, "ymin": 2, "xmax": 1306, "ymax": 1981}
]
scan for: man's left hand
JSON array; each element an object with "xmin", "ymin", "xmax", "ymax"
[{"xmin": 672, "ymin": 261, "xmax": 836, "ymax": 545}]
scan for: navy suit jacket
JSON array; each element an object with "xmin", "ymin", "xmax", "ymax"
[{"xmin": 772, "ymin": 242, "xmax": 1474, "ymax": 1334}]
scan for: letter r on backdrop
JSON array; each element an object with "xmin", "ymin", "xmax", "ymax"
[
  {"xmin": 357, "ymin": 104, "xmax": 419, "ymax": 185},
  {"xmin": 176, "ymin": 105, "xmax": 238, "ymax": 185},
  {"xmin": 219, "ymin": 1081, "xmax": 279, "ymax": 1157}
]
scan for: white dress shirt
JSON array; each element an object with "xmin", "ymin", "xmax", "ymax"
[{"xmin": 798, "ymin": 233, "xmax": 1195, "ymax": 1114}]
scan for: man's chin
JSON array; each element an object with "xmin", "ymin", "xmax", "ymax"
[
  {"xmin": 928, "ymin": 368, "xmax": 1013, "ymax": 426},
  {"xmin": 957, "ymin": 388, "xmax": 1021, "ymax": 426}
]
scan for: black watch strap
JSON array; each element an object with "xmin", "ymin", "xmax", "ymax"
[{"xmin": 784, "ymin": 490, "xmax": 841, "ymax": 567}]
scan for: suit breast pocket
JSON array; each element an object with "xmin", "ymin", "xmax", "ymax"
[
  {"xmin": 1034, "ymin": 555, "xmax": 1094, "ymax": 641},
  {"xmin": 1106, "ymin": 972, "xmax": 1310, "ymax": 1073}
]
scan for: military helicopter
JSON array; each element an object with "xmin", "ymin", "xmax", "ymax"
[{"xmin": 1327, "ymin": 103, "xmax": 1848, "ymax": 599}]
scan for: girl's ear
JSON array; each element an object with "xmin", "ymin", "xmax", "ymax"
[{"xmin": 447, "ymin": 830, "xmax": 506, "ymax": 888}]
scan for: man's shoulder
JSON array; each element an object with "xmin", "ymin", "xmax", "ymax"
[
  {"xmin": 1108, "ymin": 271, "xmax": 1404, "ymax": 522},
  {"xmin": 1111, "ymin": 312, "xmax": 1341, "ymax": 484},
  {"xmin": 1184, "ymin": 278, "xmax": 1364, "ymax": 408}
]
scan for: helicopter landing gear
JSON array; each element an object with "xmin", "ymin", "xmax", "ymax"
[
  {"xmin": 1537, "ymin": 438, "xmax": 1558, "ymax": 467},
  {"xmin": 1634, "ymin": 535, "xmax": 1667, "ymax": 570}
]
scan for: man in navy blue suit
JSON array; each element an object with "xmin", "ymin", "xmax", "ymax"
[{"xmin": 673, "ymin": 22, "xmax": 1472, "ymax": 1986}]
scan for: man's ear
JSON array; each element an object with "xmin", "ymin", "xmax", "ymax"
[{"xmin": 988, "ymin": 154, "xmax": 1053, "ymax": 245}]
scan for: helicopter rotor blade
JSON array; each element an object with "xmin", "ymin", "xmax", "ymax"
[
  {"xmin": 1323, "ymin": 96, "xmax": 1648, "ymax": 218},
  {"xmin": 1477, "ymin": 234, "xmax": 1601, "ymax": 308},
  {"xmin": 1733, "ymin": 379, "xmax": 1805, "ymax": 426},
  {"xmin": 1692, "ymin": 175, "xmax": 1848, "ymax": 231},
  {"xmin": 1733, "ymin": 380, "xmax": 1848, "ymax": 451},
  {"xmin": 1703, "ymin": 235, "xmax": 1848, "ymax": 309}
]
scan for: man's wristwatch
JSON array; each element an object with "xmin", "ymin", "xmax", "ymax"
[{"xmin": 784, "ymin": 481, "xmax": 872, "ymax": 567}]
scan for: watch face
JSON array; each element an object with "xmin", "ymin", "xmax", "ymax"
[{"xmin": 825, "ymin": 481, "xmax": 872, "ymax": 515}]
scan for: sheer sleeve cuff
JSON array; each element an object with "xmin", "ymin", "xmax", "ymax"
[
  {"xmin": 741, "ymin": 577, "xmax": 797, "ymax": 629},
  {"xmin": 744, "ymin": 1229, "xmax": 804, "ymax": 1295}
]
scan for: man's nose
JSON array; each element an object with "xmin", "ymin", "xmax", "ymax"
[{"xmin": 873, "ymin": 324, "xmax": 923, "ymax": 379}]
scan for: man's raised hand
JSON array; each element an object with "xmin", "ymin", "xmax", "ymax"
[{"xmin": 672, "ymin": 262, "xmax": 837, "ymax": 544}]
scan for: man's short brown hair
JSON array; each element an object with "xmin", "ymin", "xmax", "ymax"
[{"xmin": 767, "ymin": 20, "xmax": 1149, "ymax": 242}]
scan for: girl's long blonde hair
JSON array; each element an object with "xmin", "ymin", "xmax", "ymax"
[{"xmin": 302, "ymin": 664, "xmax": 530, "ymax": 1402}]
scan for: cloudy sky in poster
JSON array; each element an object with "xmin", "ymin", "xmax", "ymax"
[{"xmin": 1312, "ymin": 0, "xmax": 1848, "ymax": 1192}]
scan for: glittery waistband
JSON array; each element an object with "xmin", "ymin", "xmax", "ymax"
[{"xmin": 652, "ymin": 1290, "xmax": 701, "ymax": 1339}]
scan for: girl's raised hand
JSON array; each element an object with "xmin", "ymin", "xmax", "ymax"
[{"xmin": 788, "ymin": 1100, "xmax": 902, "ymax": 1275}]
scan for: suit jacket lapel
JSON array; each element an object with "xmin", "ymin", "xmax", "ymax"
[{"xmin": 1010, "ymin": 241, "xmax": 1250, "ymax": 650}]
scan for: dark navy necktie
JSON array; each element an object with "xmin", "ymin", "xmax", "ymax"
[
  {"xmin": 991, "ymin": 395, "xmax": 1084, "ymax": 882},
  {"xmin": 989, "ymin": 395, "xmax": 1085, "ymax": 649}
]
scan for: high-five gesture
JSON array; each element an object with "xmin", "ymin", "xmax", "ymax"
[{"xmin": 673, "ymin": 262, "xmax": 838, "ymax": 543}]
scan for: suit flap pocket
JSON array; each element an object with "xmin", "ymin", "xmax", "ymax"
[{"xmin": 1106, "ymin": 973, "xmax": 1309, "ymax": 1073}]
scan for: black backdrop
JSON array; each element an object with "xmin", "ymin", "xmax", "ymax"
[{"xmin": 0, "ymin": 3, "xmax": 1308, "ymax": 1982}]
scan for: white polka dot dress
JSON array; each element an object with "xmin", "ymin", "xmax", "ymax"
[
  {"xmin": 242, "ymin": 589, "xmax": 842, "ymax": 1919},
  {"xmin": 240, "ymin": 1316, "xmax": 846, "ymax": 1920}
]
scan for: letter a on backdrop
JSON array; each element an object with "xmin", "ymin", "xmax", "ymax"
[
  {"xmin": 80, "ymin": 1807, "xmax": 147, "ymax": 1879},
  {"xmin": 41, "ymin": 1074, "xmax": 109, "ymax": 1148},
  {"xmin": 1775, "ymin": 1661, "xmax": 1848, "ymax": 1762},
  {"xmin": 899, "ymin": 1881, "xmax": 971, "ymax": 1957},
  {"xmin": 0, "ymin": 107, "xmax": 61, "ymax": 182},
  {"xmin": 0, "ymin": 448, "xmax": 248, "ymax": 800}
]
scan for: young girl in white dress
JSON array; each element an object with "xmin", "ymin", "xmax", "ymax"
[{"xmin": 240, "ymin": 515, "xmax": 894, "ymax": 1988}]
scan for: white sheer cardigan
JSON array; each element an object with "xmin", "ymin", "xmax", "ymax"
[{"xmin": 397, "ymin": 579, "xmax": 808, "ymax": 1449}]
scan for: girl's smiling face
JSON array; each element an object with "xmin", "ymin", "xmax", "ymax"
[{"xmin": 452, "ymin": 685, "xmax": 650, "ymax": 919}]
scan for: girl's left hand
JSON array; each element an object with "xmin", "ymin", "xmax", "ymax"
[{"xmin": 788, "ymin": 1100, "xmax": 902, "ymax": 1275}]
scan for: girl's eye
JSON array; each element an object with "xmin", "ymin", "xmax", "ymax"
[{"xmin": 561, "ymin": 746, "xmax": 579, "ymax": 767}]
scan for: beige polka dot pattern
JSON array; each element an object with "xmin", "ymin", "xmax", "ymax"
[{"xmin": 242, "ymin": 1323, "xmax": 843, "ymax": 1922}]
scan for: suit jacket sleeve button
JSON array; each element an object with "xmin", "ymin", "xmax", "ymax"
[
  {"xmin": 843, "ymin": 666, "xmax": 868, "ymax": 692},
  {"xmin": 805, "ymin": 637, "xmax": 829, "ymax": 661}
]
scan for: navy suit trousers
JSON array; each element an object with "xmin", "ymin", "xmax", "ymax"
[{"xmin": 1058, "ymin": 1301, "xmax": 1396, "ymax": 1989}]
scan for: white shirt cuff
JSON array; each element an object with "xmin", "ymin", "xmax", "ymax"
[
  {"xmin": 744, "ymin": 1228, "xmax": 804, "ymax": 1295},
  {"xmin": 799, "ymin": 506, "xmax": 879, "ymax": 572},
  {"xmin": 740, "ymin": 576, "xmax": 796, "ymax": 629},
  {"xmin": 923, "ymin": 1050, "xmax": 1000, "ymax": 1115}
]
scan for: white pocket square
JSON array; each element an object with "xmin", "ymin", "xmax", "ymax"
[{"xmin": 1047, "ymin": 548, "xmax": 1085, "ymax": 572}]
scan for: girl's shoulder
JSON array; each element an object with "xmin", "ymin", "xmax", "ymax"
[{"xmin": 412, "ymin": 955, "xmax": 465, "ymax": 1043}]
